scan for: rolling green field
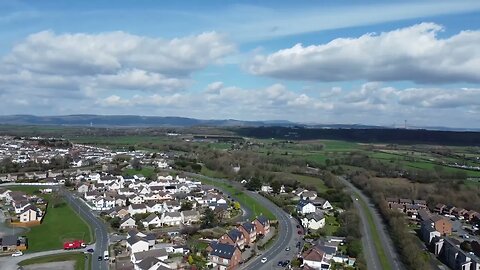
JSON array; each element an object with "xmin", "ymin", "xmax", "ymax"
[
  {"xmin": 9, "ymin": 186, "xmax": 92, "ymax": 252},
  {"xmin": 19, "ymin": 252, "xmax": 89, "ymax": 270}
]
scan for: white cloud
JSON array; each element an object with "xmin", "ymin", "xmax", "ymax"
[
  {"xmin": 0, "ymin": 30, "xmax": 234, "ymax": 97},
  {"xmin": 248, "ymin": 23, "xmax": 480, "ymax": 83}
]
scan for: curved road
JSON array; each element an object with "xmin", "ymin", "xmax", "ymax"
[
  {"xmin": 337, "ymin": 176, "xmax": 403, "ymax": 270},
  {"xmin": 183, "ymin": 172, "xmax": 301, "ymax": 270}
]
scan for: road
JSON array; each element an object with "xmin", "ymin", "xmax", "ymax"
[
  {"xmin": 337, "ymin": 176, "xmax": 403, "ymax": 270},
  {"xmin": 0, "ymin": 245, "xmax": 95, "ymax": 270},
  {"xmin": 60, "ymin": 188, "xmax": 109, "ymax": 270},
  {"xmin": 183, "ymin": 172, "xmax": 300, "ymax": 270}
]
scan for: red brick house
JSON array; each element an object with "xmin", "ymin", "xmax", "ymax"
[
  {"xmin": 208, "ymin": 241, "xmax": 242, "ymax": 270},
  {"xmin": 237, "ymin": 222, "xmax": 256, "ymax": 246},
  {"xmin": 254, "ymin": 216, "xmax": 270, "ymax": 236}
]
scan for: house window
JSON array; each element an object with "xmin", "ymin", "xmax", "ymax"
[{"xmin": 223, "ymin": 258, "xmax": 229, "ymax": 264}]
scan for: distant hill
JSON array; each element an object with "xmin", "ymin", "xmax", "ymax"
[{"xmin": 0, "ymin": 114, "xmax": 295, "ymax": 127}]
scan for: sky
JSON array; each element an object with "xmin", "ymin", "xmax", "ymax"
[{"xmin": 0, "ymin": 0, "xmax": 480, "ymax": 128}]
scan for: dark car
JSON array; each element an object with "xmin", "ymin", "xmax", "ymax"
[
  {"xmin": 297, "ymin": 230, "xmax": 303, "ymax": 235},
  {"xmin": 296, "ymin": 241, "xmax": 301, "ymax": 247},
  {"xmin": 97, "ymin": 256, "xmax": 103, "ymax": 261},
  {"xmin": 277, "ymin": 261, "xmax": 283, "ymax": 266},
  {"xmin": 296, "ymin": 225, "xmax": 301, "ymax": 228},
  {"xmin": 86, "ymin": 248, "xmax": 94, "ymax": 253}
]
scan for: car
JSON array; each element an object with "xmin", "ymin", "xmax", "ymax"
[
  {"xmin": 297, "ymin": 230, "xmax": 303, "ymax": 235},
  {"xmin": 277, "ymin": 261, "xmax": 284, "ymax": 266},
  {"xmin": 296, "ymin": 241, "xmax": 301, "ymax": 247},
  {"xmin": 11, "ymin": 251, "xmax": 23, "ymax": 257},
  {"xmin": 98, "ymin": 256, "xmax": 103, "ymax": 261},
  {"xmin": 285, "ymin": 247, "xmax": 290, "ymax": 251},
  {"xmin": 282, "ymin": 260, "xmax": 290, "ymax": 267},
  {"xmin": 261, "ymin": 257, "xmax": 267, "ymax": 263},
  {"xmin": 296, "ymin": 225, "xmax": 301, "ymax": 228},
  {"xmin": 86, "ymin": 248, "xmax": 94, "ymax": 253}
]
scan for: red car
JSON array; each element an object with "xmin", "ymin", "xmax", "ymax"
[{"xmin": 297, "ymin": 230, "xmax": 303, "ymax": 235}]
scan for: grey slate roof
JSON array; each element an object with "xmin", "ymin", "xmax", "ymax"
[{"xmin": 210, "ymin": 241, "xmax": 237, "ymax": 259}]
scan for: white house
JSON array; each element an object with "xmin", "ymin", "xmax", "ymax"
[
  {"xmin": 130, "ymin": 195, "xmax": 144, "ymax": 205},
  {"xmin": 313, "ymin": 198, "xmax": 333, "ymax": 210},
  {"xmin": 142, "ymin": 214, "xmax": 162, "ymax": 228},
  {"xmin": 301, "ymin": 213, "xmax": 326, "ymax": 230},
  {"xmin": 120, "ymin": 216, "xmax": 137, "ymax": 230},
  {"xmin": 77, "ymin": 184, "xmax": 89, "ymax": 193},
  {"xmin": 297, "ymin": 200, "xmax": 316, "ymax": 215},
  {"xmin": 161, "ymin": 212, "xmax": 182, "ymax": 226},
  {"xmin": 128, "ymin": 204, "xmax": 147, "ymax": 215},
  {"xmin": 127, "ymin": 236, "xmax": 149, "ymax": 253}
]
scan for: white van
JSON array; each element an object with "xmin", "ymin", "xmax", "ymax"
[{"xmin": 103, "ymin": 250, "xmax": 109, "ymax": 261}]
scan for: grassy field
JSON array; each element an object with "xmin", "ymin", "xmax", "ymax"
[
  {"xmin": 19, "ymin": 252, "xmax": 89, "ymax": 270},
  {"xmin": 124, "ymin": 167, "xmax": 156, "ymax": 178},
  {"xmin": 9, "ymin": 186, "xmax": 92, "ymax": 252},
  {"xmin": 199, "ymin": 177, "xmax": 276, "ymax": 220}
]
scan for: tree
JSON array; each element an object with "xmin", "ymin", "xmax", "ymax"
[
  {"xmin": 110, "ymin": 217, "xmax": 121, "ymax": 229},
  {"xmin": 50, "ymin": 192, "xmax": 64, "ymax": 208},
  {"xmin": 180, "ymin": 201, "xmax": 193, "ymax": 211},
  {"xmin": 128, "ymin": 146, "xmax": 136, "ymax": 152},
  {"xmin": 233, "ymin": 201, "xmax": 241, "ymax": 210},
  {"xmin": 131, "ymin": 158, "xmax": 142, "ymax": 170},
  {"xmin": 246, "ymin": 178, "xmax": 262, "ymax": 191},
  {"xmin": 200, "ymin": 208, "xmax": 218, "ymax": 229},
  {"xmin": 271, "ymin": 181, "xmax": 282, "ymax": 193},
  {"xmin": 188, "ymin": 255, "xmax": 194, "ymax": 265}
]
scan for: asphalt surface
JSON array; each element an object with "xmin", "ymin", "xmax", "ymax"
[
  {"xmin": 0, "ymin": 246, "xmax": 95, "ymax": 270},
  {"xmin": 337, "ymin": 176, "xmax": 403, "ymax": 270},
  {"xmin": 60, "ymin": 188, "xmax": 109, "ymax": 270},
  {"xmin": 183, "ymin": 172, "xmax": 300, "ymax": 270}
]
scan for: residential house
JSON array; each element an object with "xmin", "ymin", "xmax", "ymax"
[
  {"xmin": 126, "ymin": 236, "xmax": 149, "ymax": 254},
  {"xmin": 302, "ymin": 246, "xmax": 330, "ymax": 270},
  {"xmin": 312, "ymin": 198, "xmax": 333, "ymax": 210},
  {"xmin": 297, "ymin": 200, "xmax": 316, "ymax": 215},
  {"xmin": 301, "ymin": 213, "xmax": 326, "ymax": 231},
  {"xmin": 129, "ymin": 204, "xmax": 147, "ymax": 215},
  {"xmin": 430, "ymin": 215, "xmax": 453, "ymax": 235},
  {"xmin": 208, "ymin": 241, "xmax": 242, "ymax": 270},
  {"xmin": 420, "ymin": 220, "xmax": 441, "ymax": 246},
  {"xmin": 219, "ymin": 229, "xmax": 245, "ymax": 250},
  {"xmin": 161, "ymin": 212, "xmax": 182, "ymax": 226},
  {"xmin": 131, "ymin": 248, "xmax": 168, "ymax": 264},
  {"xmin": 19, "ymin": 205, "xmax": 41, "ymax": 223},
  {"xmin": 434, "ymin": 203, "xmax": 447, "ymax": 214},
  {"xmin": 181, "ymin": 210, "xmax": 200, "ymax": 225},
  {"xmin": 120, "ymin": 216, "xmax": 137, "ymax": 230},
  {"xmin": 77, "ymin": 184, "xmax": 89, "ymax": 193},
  {"xmin": 254, "ymin": 216, "xmax": 270, "ymax": 236},
  {"xmin": 237, "ymin": 222, "xmax": 257, "ymax": 246},
  {"xmin": 301, "ymin": 191, "xmax": 318, "ymax": 201},
  {"xmin": 142, "ymin": 214, "xmax": 162, "ymax": 228}
]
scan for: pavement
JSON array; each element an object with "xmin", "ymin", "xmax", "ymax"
[
  {"xmin": 337, "ymin": 176, "xmax": 403, "ymax": 270},
  {"xmin": 182, "ymin": 172, "xmax": 300, "ymax": 270},
  {"xmin": 60, "ymin": 189, "xmax": 109, "ymax": 270},
  {"xmin": 0, "ymin": 245, "xmax": 94, "ymax": 270}
]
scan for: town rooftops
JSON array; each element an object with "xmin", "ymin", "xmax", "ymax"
[
  {"xmin": 126, "ymin": 235, "xmax": 147, "ymax": 246},
  {"xmin": 240, "ymin": 222, "xmax": 255, "ymax": 233},
  {"xmin": 227, "ymin": 229, "xmax": 244, "ymax": 240},
  {"xmin": 136, "ymin": 257, "xmax": 161, "ymax": 270}
]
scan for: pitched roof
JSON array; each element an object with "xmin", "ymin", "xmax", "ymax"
[
  {"xmin": 126, "ymin": 235, "xmax": 147, "ymax": 246},
  {"xmin": 136, "ymin": 257, "xmax": 160, "ymax": 270},
  {"xmin": 133, "ymin": 248, "xmax": 167, "ymax": 261},
  {"xmin": 210, "ymin": 242, "xmax": 238, "ymax": 259},
  {"xmin": 256, "ymin": 215, "xmax": 269, "ymax": 226},
  {"xmin": 227, "ymin": 229, "xmax": 244, "ymax": 241},
  {"xmin": 302, "ymin": 246, "xmax": 325, "ymax": 262},
  {"xmin": 240, "ymin": 222, "xmax": 255, "ymax": 233}
]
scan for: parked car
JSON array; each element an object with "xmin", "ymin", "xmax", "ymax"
[
  {"xmin": 277, "ymin": 261, "xmax": 283, "ymax": 266},
  {"xmin": 285, "ymin": 247, "xmax": 290, "ymax": 251},
  {"xmin": 97, "ymin": 256, "xmax": 103, "ymax": 261},
  {"xmin": 261, "ymin": 257, "xmax": 267, "ymax": 263},
  {"xmin": 11, "ymin": 251, "xmax": 23, "ymax": 257}
]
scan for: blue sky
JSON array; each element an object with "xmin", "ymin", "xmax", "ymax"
[{"xmin": 0, "ymin": 0, "xmax": 480, "ymax": 128}]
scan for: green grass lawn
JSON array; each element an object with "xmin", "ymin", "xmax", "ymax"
[
  {"xmin": 124, "ymin": 166, "xmax": 156, "ymax": 178},
  {"xmin": 199, "ymin": 177, "xmax": 276, "ymax": 220},
  {"xmin": 19, "ymin": 252, "xmax": 89, "ymax": 270},
  {"xmin": 9, "ymin": 186, "xmax": 92, "ymax": 252},
  {"xmin": 324, "ymin": 215, "xmax": 340, "ymax": 235}
]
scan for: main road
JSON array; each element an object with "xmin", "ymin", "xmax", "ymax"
[
  {"xmin": 337, "ymin": 176, "xmax": 403, "ymax": 270},
  {"xmin": 60, "ymin": 187, "xmax": 109, "ymax": 270},
  {"xmin": 182, "ymin": 172, "xmax": 301, "ymax": 270}
]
